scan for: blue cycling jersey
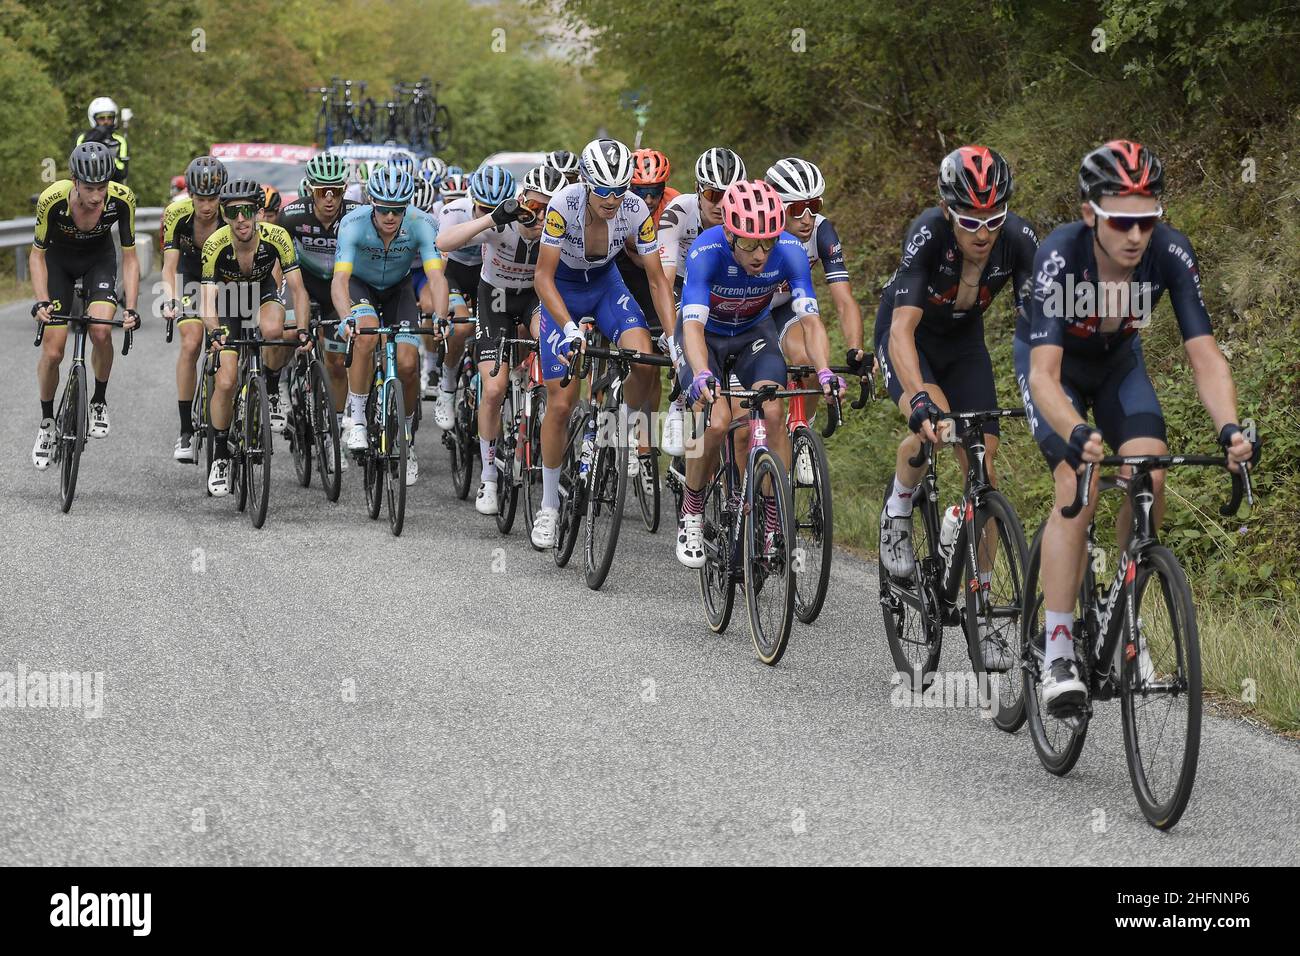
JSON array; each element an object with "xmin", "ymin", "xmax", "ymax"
[
  {"xmin": 335, "ymin": 204, "xmax": 442, "ymax": 291},
  {"xmin": 680, "ymin": 226, "xmax": 818, "ymax": 337}
]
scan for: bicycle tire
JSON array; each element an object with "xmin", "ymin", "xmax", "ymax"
[
  {"xmin": 495, "ymin": 391, "xmax": 519, "ymax": 534},
  {"xmin": 449, "ymin": 370, "xmax": 474, "ymax": 501},
  {"xmin": 878, "ymin": 487, "xmax": 942, "ymax": 692},
  {"xmin": 57, "ymin": 364, "xmax": 87, "ymax": 513},
  {"xmin": 364, "ymin": 387, "xmax": 383, "ymax": 520},
  {"xmin": 289, "ymin": 365, "xmax": 312, "ymax": 488},
  {"xmin": 583, "ymin": 413, "xmax": 628, "ymax": 590},
  {"xmin": 245, "ymin": 373, "xmax": 271, "ymax": 529},
  {"xmin": 553, "ymin": 405, "xmax": 584, "ymax": 568},
  {"xmin": 522, "ymin": 386, "xmax": 545, "ymax": 539},
  {"xmin": 310, "ymin": 360, "xmax": 342, "ymax": 502},
  {"xmin": 790, "ymin": 425, "xmax": 833, "ymax": 624},
  {"xmin": 744, "ymin": 447, "xmax": 795, "ymax": 665},
  {"xmin": 385, "ymin": 382, "xmax": 408, "ymax": 536},
  {"xmin": 634, "ymin": 449, "xmax": 661, "ymax": 533},
  {"xmin": 1121, "ymin": 545, "xmax": 1202, "ymax": 830},
  {"xmin": 962, "ymin": 490, "xmax": 1030, "ymax": 732},
  {"xmin": 1021, "ymin": 525, "xmax": 1089, "ymax": 775},
  {"xmin": 232, "ymin": 384, "xmax": 248, "ymax": 513},
  {"xmin": 699, "ymin": 474, "xmax": 735, "ymax": 633},
  {"xmin": 195, "ymin": 354, "xmax": 213, "ymax": 491}
]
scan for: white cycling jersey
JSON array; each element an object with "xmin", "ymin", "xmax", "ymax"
[
  {"xmin": 437, "ymin": 196, "xmax": 485, "ymax": 267},
  {"xmin": 343, "ymin": 182, "xmax": 365, "ymax": 204},
  {"xmin": 540, "ymin": 182, "xmax": 657, "ymax": 276},
  {"xmin": 458, "ymin": 220, "xmax": 542, "ymax": 291},
  {"xmin": 656, "ymin": 192, "xmax": 703, "ymax": 279}
]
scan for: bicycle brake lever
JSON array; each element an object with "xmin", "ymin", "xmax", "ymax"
[{"xmin": 1061, "ymin": 463, "xmax": 1094, "ymax": 519}]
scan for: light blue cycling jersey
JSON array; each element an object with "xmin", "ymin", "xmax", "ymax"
[
  {"xmin": 334, "ymin": 204, "xmax": 442, "ymax": 291},
  {"xmin": 679, "ymin": 225, "xmax": 819, "ymax": 336}
]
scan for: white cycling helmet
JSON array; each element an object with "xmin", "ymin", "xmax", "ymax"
[
  {"xmin": 694, "ymin": 147, "xmax": 747, "ymax": 191},
  {"xmin": 412, "ymin": 178, "xmax": 439, "ymax": 213},
  {"xmin": 765, "ymin": 158, "xmax": 825, "ymax": 202},
  {"xmin": 579, "ymin": 138, "xmax": 634, "ymax": 189},
  {"xmin": 87, "ymin": 96, "xmax": 119, "ymax": 127},
  {"xmin": 522, "ymin": 165, "xmax": 565, "ymax": 198}
]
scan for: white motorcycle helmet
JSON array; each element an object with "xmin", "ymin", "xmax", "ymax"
[{"xmin": 88, "ymin": 96, "xmax": 119, "ymax": 128}]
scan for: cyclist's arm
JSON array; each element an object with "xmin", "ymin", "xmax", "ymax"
[
  {"xmin": 285, "ymin": 268, "xmax": 311, "ymax": 334},
  {"xmin": 815, "ymin": 218, "xmax": 862, "ymax": 353},
  {"xmin": 886, "ymin": 306, "xmax": 929, "ymax": 399},
  {"xmin": 630, "ymin": 205, "xmax": 676, "ymax": 337},
  {"xmin": 828, "ymin": 282, "xmax": 863, "ymax": 354},
  {"xmin": 161, "ymin": 249, "xmax": 181, "ymax": 311},
  {"xmin": 1028, "ymin": 343, "xmax": 1086, "ymax": 441},
  {"xmin": 533, "ymin": 242, "xmax": 572, "ymax": 330},
  {"xmin": 331, "ymin": 223, "xmax": 359, "ymax": 323},
  {"xmin": 119, "ymin": 245, "xmax": 139, "ymax": 312},
  {"xmin": 678, "ymin": 256, "xmax": 712, "ymax": 381},
  {"xmin": 1185, "ymin": 335, "xmax": 1240, "ymax": 434},
  {"xmin": 199, "ymin": 236, "xmax": 221, "ymax": 333},
  {"xmin": 656, "ymin": 203, "xmax": 684, "ymax": 287},
  {"xmin": 28, "ymin": 246, "xmax": 50, "ymax": 304},
  {"xmin": 436, "ymin": 214, "xmax": 492, "ymax": 252}
]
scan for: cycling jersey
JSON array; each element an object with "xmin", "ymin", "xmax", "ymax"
[
  {"xmin": 334, "ymin": 204, "xmax": 442, "ymax": 291},
  {"xmin": 770, "ymin": 214, "xmax": 849, "ymax": 310},
  {"xmin": 33, "ymin": 180, "xmax": 136, "ymax": 253},
  {"xmin": 162, "ymin": 197, "xmax": 222, "ymax": 281},
  {"xmin": 540, "ymin": 183, "xmax": 658, "ymax": 279},
  {"xmin": 679, "ymin": 226, "xmax": 818, "ymax": 337},
  {"xmin": 74, "ymin": 128, "xmax": 129, "ymax": 183},
  {"xmin": 201, "ymin": 222, "xmax": 298, "ymax": 284},
  {"xmin": 436, "ymin": 197, "xmax": 485, "ymax": 267},
  {"xmin": 875, "ymin": 206, "xmax": 1038, "ymax": 338},
  {"xmin": 454, "ymin": 220, "xmax": 541, "ymax": 291},
  {"xmin": 1021, "ymin": 220, "xmax": 1212, "ymax": 358},
  {"xmin": 656, "ymin": 192, "xmax": 704, "ymax": 281},
  {"xmin": 277, "ymin": 196, "xmax": 360, "ymax": 280}
]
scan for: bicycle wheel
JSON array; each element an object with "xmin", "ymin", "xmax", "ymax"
[
  {"xmin": 289, "ymin": 366, "xmax": 312, "ymax": 488},
  {"xmin": 1121, "ymin": 545, "xmax": 1202, "ymax": 830},
  {"xmin": 449, "ymin": 372, "xmax": 474, "ymax": 501},
  {"xmin": 744, "ymin": 447, "xmax": 795, "ymax": 665},
  {"xmin": 57, "ymin": 364, "xmax": 87, "ymax": 513},
  {"xmin": 195, "ymin": 355, "xmax": 212, "ymax": 485},
  {"xmin": 583, "ymin": 412, "xmax": 628, "ymax": 590},
  {"xmin": 232, "ymin": 385, "xmax": 249, "ymax": 513},
  {"xmin": 554, "ymin": 405, "xmax": 584, "ymax": 568},
  {"xmin": 699, "ymin": 475, "xmax": 735, "ymax": 633},
  {"xmin": 494, "ymin": 391, "xmax": 519, "ymax": 534},
  {"xmin": 790, "ymin": 425, "xmax": 833, "ymax": 624},
  {"xmin": 522, "ymin": 386, "xmax": 545, "ymax": 538},
  {"xmin": 363, "ymin": 387, "xmax": 383, "ymax": 520},
  {"xmin": 310, "ymin": 360, "xmax": 342, "ymax": 502},
  {"xmin": 1020, "ymin": 525, "xmax": 1089, "ymax": 775},
  {"xmin": 384, "ymin": 381, "xmax": 408, "ymax": 536},
  {"xmin": 245, "ymin": 373, "xmax": 272, "ymax": 529},
  {"xmin": 633, "ymin": 449, "xmax": 661, "ymax": 532},
  {"xmin": 879, "ymin": 488, "xmax": 942, "ymax": 692},
  {"xmin": 962, "ymin": 490, "xmax": 1030, "ymax": 732},
  {"xmin": 431, "ymin": 104, "xmax": 452, "ymax": 151}
]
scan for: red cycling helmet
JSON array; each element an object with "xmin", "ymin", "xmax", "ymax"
[
  {"xmin": 721, "ymin": 180, "xmax": 785, "ymax": 239},
  {"xmin": 938, "ymin": 145, "xmax": 1013, "ymax": 211},
  {"xmin": 632, "ymin": 148, "xmax": 671, "ymax": 186}
]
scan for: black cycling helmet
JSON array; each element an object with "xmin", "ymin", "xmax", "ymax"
[
  {"xmin": 1079, "ymin": 139, "xmax": 1164, "ymax": 201},
  {"xmin": 69, "ymin": 142, "xmax": 114, "ymax": 185},
  {"xmin": 544, "ymin": 149, "xmax": 580, "ymax": 179},
  {"xmin": 938, "ymin": 145, "xmax": 1013, "ymax": 211},
  {"xmin": 219, "ymin": 178, "xmax": 264, "ymax": 207},
  {"xmin": 185, "ymin": 156, "xmax": 228, "ymax": 198}
]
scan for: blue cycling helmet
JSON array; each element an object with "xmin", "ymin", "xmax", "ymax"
[
  {"xmin": 469, "ymin": 165, "xmax": 515, "ymax": 207},
  {"xmin": 388, "ymin": 150, "xmax": 419, "ymax": 176},
  {"xmin": 445, "ymin": 165, "xmax": 465, "ymax": 178},
  {"xmin": 367, "ymin": 164, "xmax": 416, "ymax": 205}
]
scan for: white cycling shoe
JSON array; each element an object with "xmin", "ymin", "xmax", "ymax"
[
  {"xmin": 476, "ymin": 480, "xmax": 499, "ymax": 515},
  {"xmin": 174, "ymin": 432, "xmax": 197, "ymax": 463},
  {"xmin": 626, "ymin": 447, "xmax": 640, "ymax": 478},
  {"xmin": 677, "ymin": 513, "xmax": 706, "ymax": 568},
  {"xmin": 434, "ymin": 389, "xmax": 455, "ymax": 429},
  {"xmin": 346, "ymin": 421, "xmax": 368, "ymax": 452},
  {"xmin": 531, "ymin": 507, "xmax": 559, "ymax": 549},
  {"xmin": 89, "ymin": 402, "xmax": 109, "ymax": 438},
  {"xmin": 405, "ymin": 443, "xmax": 419, "ymax": 486},
  {"xmin": 32, "ymin": 419, "xmax": 56, "ymax": 470},
  {"xmin": 879, "ymin": 506, "xmax": 917, "ymax": 579},
  {"xmin": 208, "ymin": 458, "xmax": 232, "ymax": 497},
  {"xmin": 661, "ymin": 403, "xmax": 685, "ymax": 457}
]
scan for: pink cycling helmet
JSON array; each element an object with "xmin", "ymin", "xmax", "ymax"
[{"xmin": 721, "ymin": 180, "xmax": 786, "ymax": 239}]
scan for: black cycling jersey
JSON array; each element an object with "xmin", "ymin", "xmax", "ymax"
[
  {"xmin": 33, "ymin": 180, "xmax": 136, "ymax": 253},
  {"xmin": 277, "ymin": 197, "xmax": 359, "ymax": 281},
  {"xmin": 876, "ymin": 206, "xmax": 1037, "ymax": 338},
  {"xmin": 162, "ymin": 197, "xmax": 222, "ymax": 281},
  {"xmin": 201, "ymin": 222, "xmax": 298, "ymax": 285}
]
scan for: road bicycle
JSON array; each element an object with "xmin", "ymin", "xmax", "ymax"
[
  {"xmin": 1019, "ymin": 452, "xmax": 1253, "ymax": 829},
  {"xmin": 879, "ymin": 408, "xmax": 1030, "ymax": 729},
  {"xmin": 345, "ymin": 320, "xmax": 439, "ymax": 536},
  {"xmin": 433, "ymin": 317, "xmax": 481, "ymax": 501},
  {"xmin": 285, "ymin": 308, "xmax": 343, "ymax": 502},
  {"xmin": 485, "ymin": 334, "xmax": 543, "ymax": 535},
  {"xmin": 31, "ymin": 282, "xmax": 135, "ymax": 513}
]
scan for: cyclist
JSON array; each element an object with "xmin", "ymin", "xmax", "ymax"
[
  {"xmin": 422, "ymin": 171, "xmax": 470, "ymax": 393},
  {"xmin": 1018, "ymin": 140, "xmax": 1254, "ymax": 712},
  {"xmin": 257, "ymin": 185, "xmax": 282, "ymax": 223},
  {"xmin": 615, "ymin": 147, "xmax": 680, "ymax": 476},
  {"xmin": 656, "ymin": 146, "xmax": 747, "ymax": 457},
  {"xmin": 74, "ymin": 96, "xmax": 129, "ymax": 184},
  {"xmin": 437, "ymin": 165, "xmax": 563, "ymax": 515},
  {"xmin": 169, "ymin": 175, "xmax": 187, "ymax": 199},
  {"xmin": 277, "ymin": 152, "xmax": 359, "ymax": 437},
  {"xmin": 332, "ymin": 165, "xmax": 449, "ymax": 486},
  {"xmin": 529, "ymin": 138, "xmax": 678, "ymax": 549},
  {"xmin": 344, "ymin": 160, "xmax": 370, "ymax": 204},
  {"xmin": 30, "ymin": 142, "xmax": 142, "ymax": 468},
  {"xmin": 431, "ymin": 167, "xmax": 511, "ymax": 426},
  {"xmin": 544, "ymin": 149, "xmax": 581, "ymax": 185},
  {"xmin": 875, "ymin": 147, "xmax": 1038, "ymax": 627},
  {"xmin": 421, "ymin": 156, "xmax": 447, "ymax": 187},
  {"xmin": 200, "ymin": 179, "xmax": 313, "ymax": 496},
  {"xmin": 674, "ymin": 180, "xmax": 840, "ymax": 568},
  {"xmin": 162, "ymin": 155, "xmax": 228, "ymax": 462},
  {"xmin": 765, "ymin": 158, "xmax": 864, "ymax": 477}
]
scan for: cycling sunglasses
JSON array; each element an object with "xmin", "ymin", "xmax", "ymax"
[
  {"xmin": 1089, "ymin": 201, "xmax": 1162, "ymax": 233},
  {"xmin": 699, "ymin": 187, "xmax": 727, "ymax": 204},
  {"xmin": 731, "ymin": 234, "xmax": 777, "ymax": 253},
  {"xmin": 588, "ymin": 183, "xmax": 628, "ymax": 199},
  {"xmin": 94, "ymin": 113, "xmax": 116, "ymax": 123},
  {"xmin": 373, "ymin": 204, "xmax": 407, "ymax": 218},
  {"xmin": 221, "ymin": 203, "xmax": 257, "ymax": 221},
  {"xmin": 632, "ymin": 185, "xmax": 665, "ymax": 203},
  {"xmin": 519, "ymin": 196, "xmax": 548, "ymax": 220},
  {"xmin": 310, "ymin": 185, "xmax": 343, "ymax": 200},
  {"xmin": 785, "ymin": 197, "xmax": 823, "ymax": 219},
  {"xmin": 949, "ymin": 208, "xmax": 1008, "ymax": 233}
]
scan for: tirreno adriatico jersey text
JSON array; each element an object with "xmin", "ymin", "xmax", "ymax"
[{"xmin": 679, "ymin": 226, "xmax": 818, "ymax": 336}]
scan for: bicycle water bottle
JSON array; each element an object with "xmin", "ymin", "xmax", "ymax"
[{"xmin": 939, "ymin": 503, "xmax": 962, "ymax": 558}]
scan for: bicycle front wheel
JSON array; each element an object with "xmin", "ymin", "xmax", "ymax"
[
  {"xmin": 1121, "ymin": 545, "xmax": 1201, "ymax": 830},
  {"xmin": 289, "ymin": 367, "xmax": 312, "ymax": 488},
  {"xmin": 245, "ymin": 374, "xmax": 272, "ymax": 529},
  {"xmin": 384, "ymin": 382, "xmax": 408, "ymax": 536},
  {"xmin": 790, "ymin": 425, "xmax": 833, "ymax": 624},
  {"xmin": 634, "ymin": 449, "xmax": 661, "ymax": 533},
  {"xmin": 310, "ymin": 360, "xmax": 342, "ymax": 502},
  {"xmin": 699, "ymin": 475, "xmax": 735, "ymax": 633},
  {"xmin": 744, "ymin": 448, "xmax": 795, "ymax": 665},
  {"xmin": 584, "ymin": 423, "xmax": 628, "ymax": 590},
  {"xmin": 449, "ymin": 371, "xmax": 474, "ymax": 501},
  {"xmin": 522, "ymin": 386, "xmax": 545, "ymax": 539},
  {"xmin": 553, "ymin": 405, "xmax": 585, "ymax": 568},
  {"xmin": 57, "ymin": 364, "xmax": 87, "ymax": 513},
  {"xmin": 879, "ymin": 487, "xmax": 942, "ymax": 692}
]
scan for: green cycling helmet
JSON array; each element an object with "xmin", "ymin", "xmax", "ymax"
[{"xmin": 305, "ymin": 152, "xmax": 351, "ymax": 187}]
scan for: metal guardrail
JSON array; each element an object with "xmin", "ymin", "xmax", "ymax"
[{"xmin": 2, "ymin": 206, "xmax": 163, "ymax": 282}]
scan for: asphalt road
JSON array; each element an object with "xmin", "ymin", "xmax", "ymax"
[{"xmin": 1, "ymin": 289, "xmax": 1297, "ymax": 865}]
